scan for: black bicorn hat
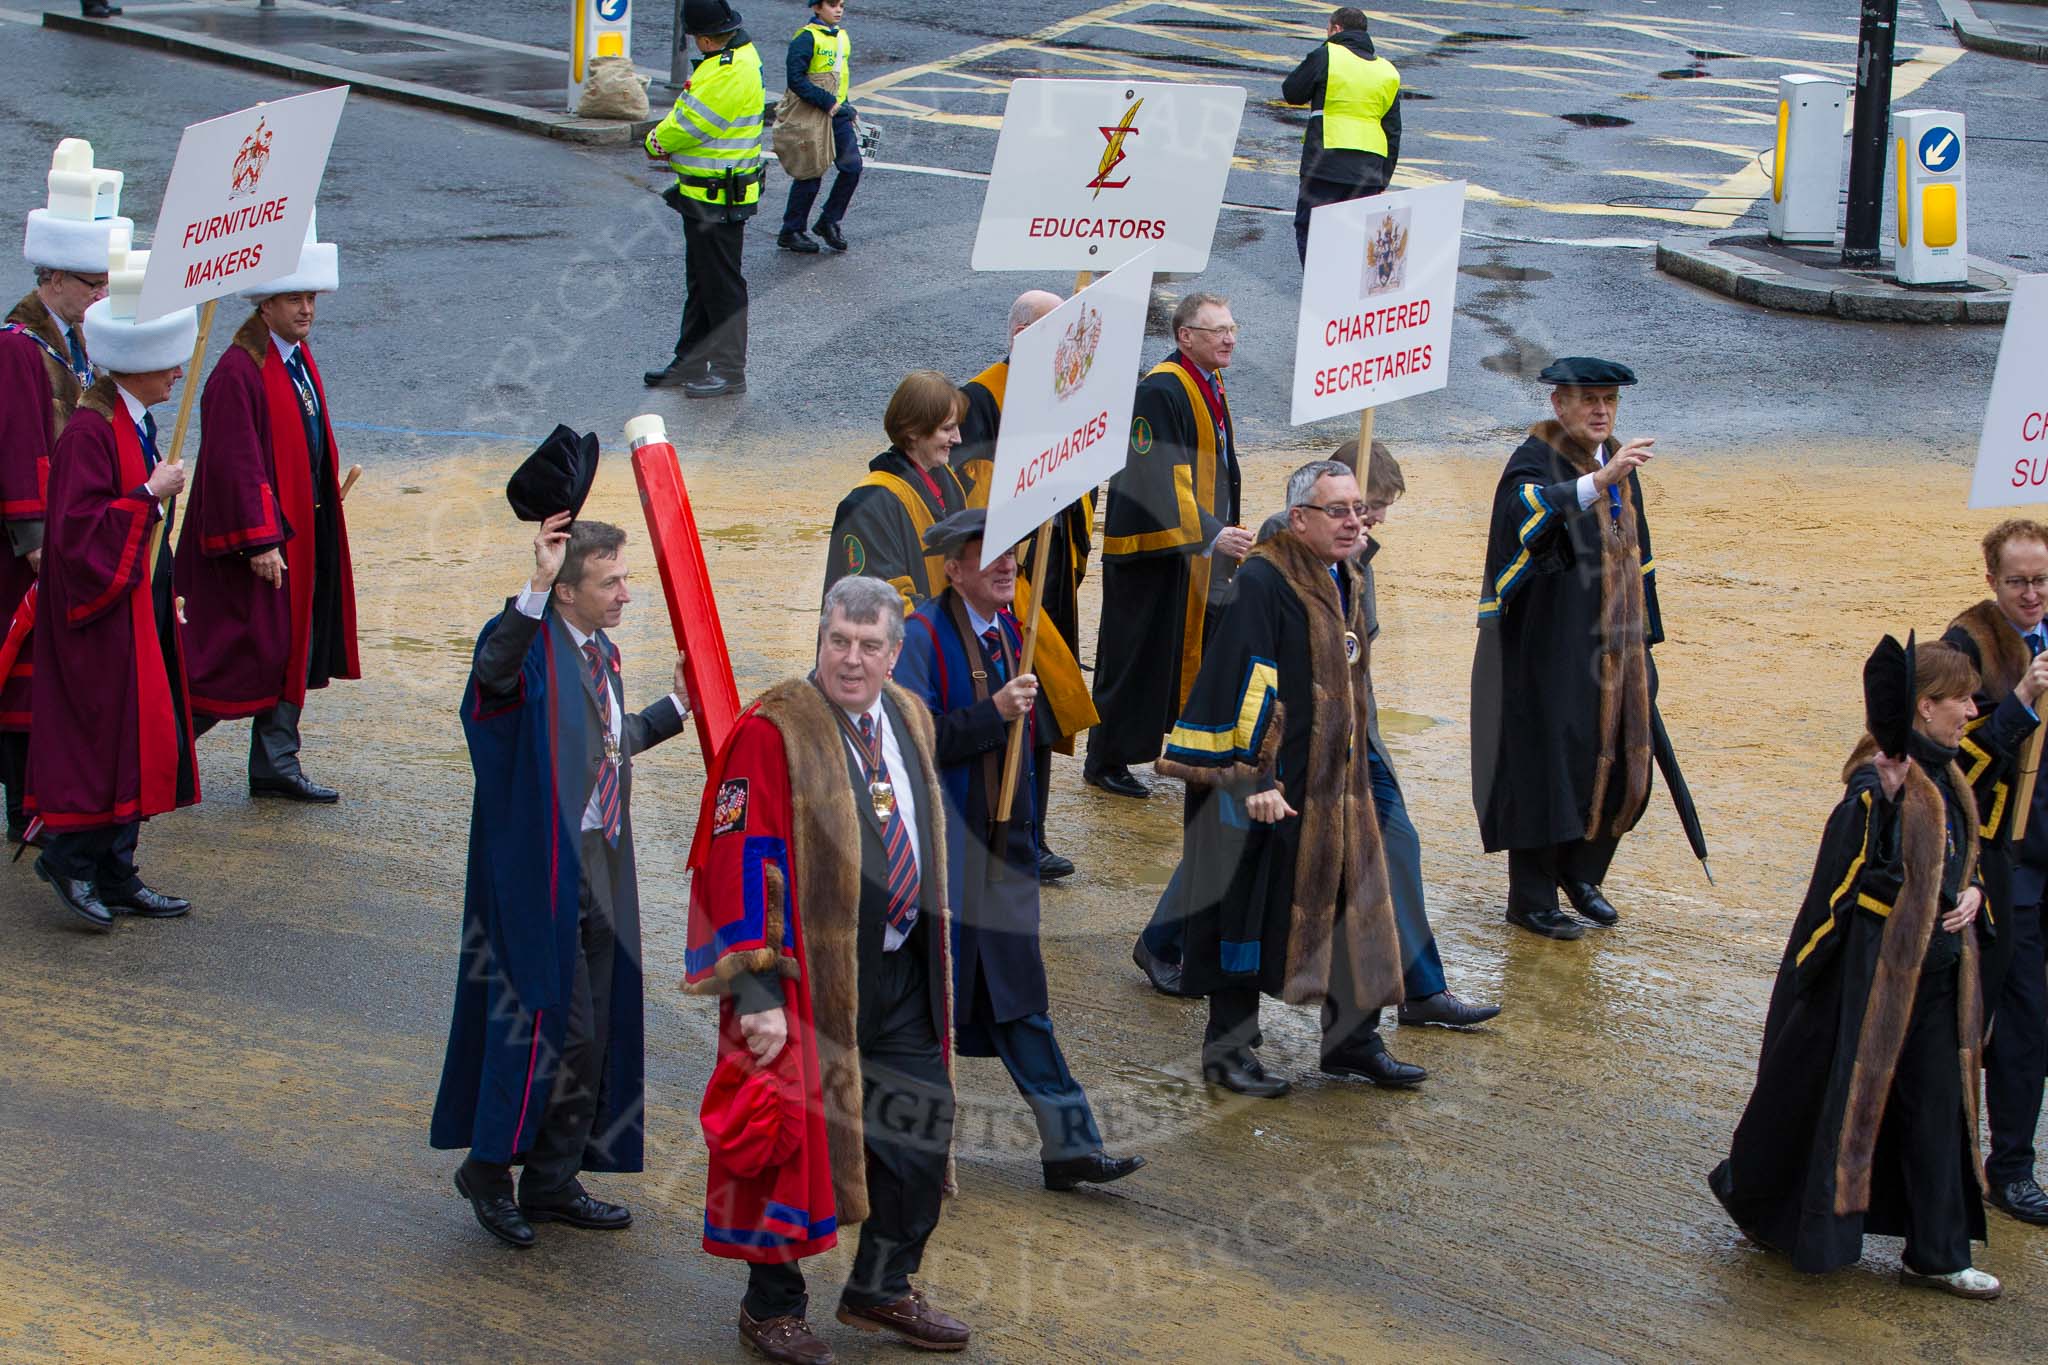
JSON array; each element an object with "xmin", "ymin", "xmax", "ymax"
[
  {"xmin": 1537, "ymin": 356, "xmax": 1638, "ymax": 387},
  {"xmin": 921, "ymin": 507, "xmax": 989, "ymax": 558},
  {"xmin": 506, "ymin": 424, "xmax": 600, "ymax": 523},
  {"xmin": 1864, "ymin": 631, "xmax": 1917, "ymax": 761},
  {"xmin": 681, "ymin": 0, "xmax": 744, "ymax": 35}
]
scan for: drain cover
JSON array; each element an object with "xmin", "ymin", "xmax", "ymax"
[{"xmin": 1560, "ymin": 112, "xmax": 1633, "ymax": 128}]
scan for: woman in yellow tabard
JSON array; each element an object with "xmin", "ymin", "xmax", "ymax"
[{"xmin": 824, "ymin": 371, "xmax": 1099, "ymax": 877}]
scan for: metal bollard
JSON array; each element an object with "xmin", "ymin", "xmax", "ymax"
[{"xmin": 668, "ymin": 0, "xmax": 689, "ymax": 88}]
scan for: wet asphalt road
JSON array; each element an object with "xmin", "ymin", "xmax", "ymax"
[{"xmin": 2, "ymin": 2, "xmax": 2047, "ymax": 1361}]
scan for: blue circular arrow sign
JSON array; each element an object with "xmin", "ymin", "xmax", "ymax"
[
  {"xmin": 597, "ymin": 0, "xmax": 629, "ymax": 20},
  {"xmin": 1917, "ymin": 125, "xmax": 1960, "ymax": 174}
]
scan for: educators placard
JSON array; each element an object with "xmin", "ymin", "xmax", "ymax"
[{"xmin": 971, "ymin": 80, "xmax": 1244, "ymax": 275}]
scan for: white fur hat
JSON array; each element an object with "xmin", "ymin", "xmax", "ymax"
[
  {"xmin": 24, "ymin": 138, "xmax": 131, "ymax": 272},
  {"xmin": 24, "ymin": 209, "xmax": 136, "ymax": 272},
  {"xmin": 243, "ymin": 210, "xmax": 338, "ymax": 298},
  {"xmin": 83, "ymin": 245, "xmax": 198, "ymax": 374}
]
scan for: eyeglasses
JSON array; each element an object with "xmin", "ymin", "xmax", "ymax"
[
  {"xmin": 64, "ymin": 272, "xmax": 110, "ymax": 290},
  {"xmin": 2002, "ymin": 575, "xmax": 2048, "ymax": 593},
  {"xmin": 1303, "ymin": 501, "xmax": 1372, "ymax": 522},
  {"xmin": 1182, "ymin": 323, "xmax": 1239, "ymax": 339}
]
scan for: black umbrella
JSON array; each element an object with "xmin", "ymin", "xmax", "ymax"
[{"xmin": 1651, "ymin": 704, "xmax": 1713, "ymax": 885}]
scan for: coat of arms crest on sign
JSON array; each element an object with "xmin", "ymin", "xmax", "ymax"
[
  {"xmin": 1361, "ymin": 205, "xmax": 1411, "ymax": 296},
  {"xmin": 1052, "ymin": 302, "xmax": 1103, "ymax": 401},
  {"xmin": 231, "ymin": 118, "xmax": 273, "ymax": 200}
]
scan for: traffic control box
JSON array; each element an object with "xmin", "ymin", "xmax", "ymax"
[
  {"xmin": 1893, "ymin": 108, "xmax": 1968, "ymax": 287},
  {"xmin": 569, "ymin": 0, "xmax": 633, "ymax": 112},
  {"xmin": 1766, "ymin": 75, "xmax": 1846, "ymax": 245}
]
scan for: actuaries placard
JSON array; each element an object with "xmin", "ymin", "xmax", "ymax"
[
  {"xmin": 982, "ymin": 252, "xmax": 1155, "ymax": 567},
  {"xmin": 1290, "ymin": 180, "xmax": 1466, "ymax": 426},
  {"xmin": 972, "ymin": 81, "xmax": 1244, "ymax": 274}
]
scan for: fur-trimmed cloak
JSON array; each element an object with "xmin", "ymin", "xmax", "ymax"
[
  {"xmin": 1709, "ymin": 737, "xmax": 1988, "ymax": 1272},
  {"xmin": 1472, "ymin": 420, "xmax": 1661, "ymax": 853},
  {"xmin": 685, "ymin": 679, "xmax": 954, "ymax": 1262},
  {"xmin": 1153, "ymin": 529, "xmax": 1401, "ymax": 1010},
  {"xmin": 1944, "ymin": 598, "xmax": 2043, "ymax": 1014}
]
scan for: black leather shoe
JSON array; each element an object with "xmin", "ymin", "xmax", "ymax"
[
  {"xmin": 815, "ymin": 221, "xmax": 848, "ymax": 252},
  {"xmin": 1132, "ymin": 937, "xmax": 1188, "ymax": 996},
  {"xmin": 1562, "ymin": 879, "xmax": 1619, "ymax": 926},
  {"xmin": 1043, "ymin": 1151, "xmax": 1146, "ymax": 1191},
  {"xmin": 251, "ymin": 773, "xmax": 339, "ymax": 803},
  {"xmin": 82, "ymin": 2, "xmax": 124, "ymax": 16},
  {"xmin": 1989, "ymin": 1177, "xmax": 2048, "ymax": 1225},
  {"xmin": 1321, "ymin": 1048, "xmax": 1427, "ymax": 1087},
  {"xmin": 1083, "ymin": 761, "xmax": 1148, "ymax": 798},
  {"xmin": 1397, "ymin": 991, "xmax": 1501, "ymax": 1029},
  {"xmin": 35, "ymin": 856, "xmax": 114, "ymax": 931},
  {"xmin": 1037, "ymin": 847, "xmax": 1075, "ymax": 881},
  {"xmin": 104, "ymin": 883, "xmax": 191, "ymax": 919},
  {"xmin": 644, "ymin": 361, "xmax": 700, "ymax": 388},
  {"xmin": 519, "ymin": 1190, "xmax": 632, "ymax": 1230},
  {"xmin": 1506, "ymin": 903, "xmax": 1586, "ymax": 940},
  {"xmin": 454, "ymin": 1168, "xmax": 534, "ymax": 1248},
  {"xmin": 685, "ymin": 371, "xmax": 746, "ymax": 399},
  {"xmin": 1201, "ymin": 1047, "xmax": 1290, "ymax": 1098},
  {"xmin": 778, "ymin": 229, "xmax": 822, "ymax": 253}
]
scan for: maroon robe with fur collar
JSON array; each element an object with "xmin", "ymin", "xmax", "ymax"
[
  {"xmin": 176, "ymin": 311, "xmax": 359, "ymax": 718},
  {"xmin": 28, "ymin": 382, "xmax": 199, "ymax": 829},
  {"xmin": 0, "ymin": 293, "xmax": 78, "ymax": 729}
]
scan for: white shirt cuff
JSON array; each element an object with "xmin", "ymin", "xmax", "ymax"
[
  {"xmin": 1575, "ymin": 473, "xmax": 1598, "ymax": 510},
  {"xmin": 514, "ymin": 585, "xmax": 548, "ymax": 619},
  {"xmin": 669, "ymin": 692, "xmax": 691, "ymax": 719}
]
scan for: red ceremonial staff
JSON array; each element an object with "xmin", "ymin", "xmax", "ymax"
[{"xmin": 625, "ymin": 414, "xmax": 741, "ymax": 760}]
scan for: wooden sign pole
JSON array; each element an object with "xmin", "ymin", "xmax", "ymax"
[
  {"xmin": 339, "ymin": 464, "xmax": 362, "ymax": 501},
  {"xmin": 994, "ymin": 518, "xmax": 1056, "ymax": 824},
  {"xmin": 1357, "ymin": 405, "xmax": 1375, "ymax": 454},
  {"xmin": 2012, "ymin": 724, "xmax": 2045, "ymax": 840}
]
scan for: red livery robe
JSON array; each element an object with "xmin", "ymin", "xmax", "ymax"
[
  {"xmin": 0, "ymin": 295, "xmax": 86, "ymax": 743},
  {"xmin": 177, "ymin": 312, "xmax": 359, "ymax": 719},
  {"xmin": 685, "ymin": 679, "xmax": 953, "ymax": 1263},
  {"xmin": 28, "ymin": 381, "xmax": 198, "ymax": 829}
]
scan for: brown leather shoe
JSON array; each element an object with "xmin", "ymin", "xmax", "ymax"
[
  {"xmin": 836, "ymin": 1288, "xmax": 969, "ymax": 1351},
  {"xmin": 739, "ymin": 1307, "xmax": 836, "ymax": 1364}
]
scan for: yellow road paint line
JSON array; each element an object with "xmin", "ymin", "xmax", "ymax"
[
  {"xmin": 1094, "ymin": 17, "xmax": 1303, "ymax": 65},
  {"xmin": 1420, "ymin": 131, "xmax": 1496, "ymax": 142}
]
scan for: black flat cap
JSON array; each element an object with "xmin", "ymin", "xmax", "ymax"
[
  {"xmin": 1538, "ymin": 356, "xmax": 1637, "ymax": 387},
  {"xmin": 922, "ymin": 508, "xmax": 989, "ymax": 557},
  {"xmin": 506, "ymin": 424, "xmax": 600, "ymax": 523},
  {"xmin": 1864, "ymin": 631, "xmax": 1916, "ymax": 760}
]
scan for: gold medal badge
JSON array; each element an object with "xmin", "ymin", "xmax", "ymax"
[{"xmin": 870, "ymin": 780, "xmax": 897, "ymax": 821}]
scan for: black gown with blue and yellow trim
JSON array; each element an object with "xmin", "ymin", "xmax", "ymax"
[
  {"xmin": 1709, "ymin": 740, "xmax": 1990, "ymax": 1273},
  {"xmin": 1470, "ymin": 423, "xmax": 1662, "ymax": 853}
]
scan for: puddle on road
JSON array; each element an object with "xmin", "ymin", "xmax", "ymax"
[
  {"xmin": 1561, "ymin": 113, "xmax": 1634, "ymax": 128},
  {"xmin": 1459, "ymin": 264, "xmax": 1555, "ymax": 284}
]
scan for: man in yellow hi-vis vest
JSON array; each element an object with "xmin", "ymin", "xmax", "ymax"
[
  {"xmin": 1281, "ymin": 7, "xmax": 1402, "ymax": 264},
  {"xmin": 643, "ymin": 0, "xmax": 766, "ymax": 399},
  {"xmin": 778, "ymin": 0, "xmax": 863, "ymax": 254}
]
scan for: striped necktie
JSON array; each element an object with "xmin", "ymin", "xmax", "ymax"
[
  {"xmin": 582, "ymin": 641, "xmax": 622, "ymax": 844},
  {"xmin": 65, "ymin": 326, "xmax": 88, "ymax": 376},
  {"xmin": 981, "ymin": 624, "xmax": 1007, "ymax": 683},
  {"xmin": 140, "ymin": 411, "xmax": 160, "ymax": 469},
  {"xmin": 859, "ymin": 712, "xmax": 921, "ymax": 936}
]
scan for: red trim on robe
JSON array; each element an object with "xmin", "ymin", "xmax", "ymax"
[
  {"xmin": 65, "ymin": 496, "xmax": 150, "ymax": 625},
  {"xmin": 199, "ymin": 480, "xmax": 281, "ymax": 554},
  {"xmin": 263, "ymin": 343, "xmax": 361, "ymax": 707}
]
